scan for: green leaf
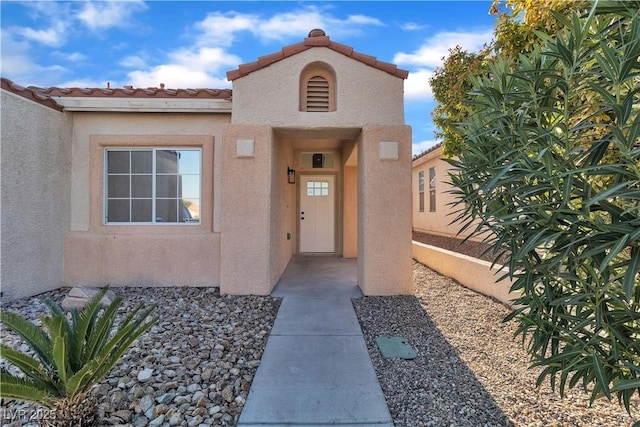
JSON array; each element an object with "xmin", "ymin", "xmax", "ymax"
[{"xmin": 0, "ymin": 372, "xmax": 54, "ymax": 407}]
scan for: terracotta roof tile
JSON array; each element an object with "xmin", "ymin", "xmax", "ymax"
[
  {"xmin": 35, "ymin": 85, "xmax": 232, "ymax": 99},
  {"xmin": 1, "ymin": 77, "xmax": 63, "ymax": 111},
  {"xmin": 412, "ymin": 142, "xmax": 443, "ymax": 161},
  {"xmin": 2, "ymin": 77, "xmax": 233, "ymax": 111},
  {"xmin": 227, "ymin": 29, "xmax": 409, "ymax": 81}
]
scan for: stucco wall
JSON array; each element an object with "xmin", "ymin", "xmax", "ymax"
[
  {"xmin": 64, "ymin": 113, "xmax": 228, "ymax": 288},
  {"xmin": 358, "ymin": 125, "xmax": 413, "ymax": 295},
  {"xmin": 269, "ymin": 137, "xmax": 296, "ymax": 285},
  {"xmin": 1, "ymin": 91, "xmax": 72, "ymax": 300},
  {"xmin": 231, "ymin": 48, "xmax": 405, "ymax": 127},
  {"xmin": 220, "ymin": 124, "xmax": 275, "ymax": 294},
  {"xmin": 412, "ymin": 242, "xmax": 517, "ymax": 307},
  {"xmin": 412, "ymin": 146, "xmax": 479, "ymax": 240}
]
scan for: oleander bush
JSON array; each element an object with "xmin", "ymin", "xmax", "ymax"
[{"xmin": 447, "ymin": 3, "xmax": 640, "ymax": 411}]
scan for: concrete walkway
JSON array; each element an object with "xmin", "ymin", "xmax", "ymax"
[{"xmin": 237, "ymin": 256, "xmax": 393, "ymax": 426}]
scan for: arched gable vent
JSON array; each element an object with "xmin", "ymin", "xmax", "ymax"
[
  {"xmin": 300, "ymin": 62, "xmax": 336, "ymax": 112},
  {"xmin": 306, "ymin": 76, "xmax": 330, "ymax": 111}
]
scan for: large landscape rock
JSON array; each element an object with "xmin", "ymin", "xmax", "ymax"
[{"xmin": 61, "ymin": 286, "xmax": 117, "ymax": 310}]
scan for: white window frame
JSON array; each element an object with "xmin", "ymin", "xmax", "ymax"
[{"xmin": 104, "ymin": 147, "xmax": 202, "ymax": 225}]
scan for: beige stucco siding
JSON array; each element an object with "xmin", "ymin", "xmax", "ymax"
[
  {"xmin": 412, "ymin": 147, "xmax": 485, "ymax": 241},
  {"xmin": 1, "ymin": 91, "xmax": 72, "ymax": 300},
  {"xmin": 358, "ymin": 125, "xmax": 413, "ymax": 295},
  {"xmin": 64, "ymin": 113, "xmax": 228, "ymax": 289},
  {"xmin": 69, "ymin": 112, "xmax": 229, "ymax": 232},
  {"xmin": 231, "ymin": 48, "xmax": 405, "ymax": 127}
]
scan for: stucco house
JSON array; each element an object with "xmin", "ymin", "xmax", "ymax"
[
  {"xmin": 412, "ymin": 143, "xmax": 464, "ymax": 239},
  {"xmin": 1, "ymin": 29, "xmax": 413, "ymax": 301}
]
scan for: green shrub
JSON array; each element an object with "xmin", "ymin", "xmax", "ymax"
[
  {"xmin": 1, "ymin": 288, "xmax": 157, "ymax": 426},
  {"xmin": 447, "ymin": 3, "xmax": 640, "ymax": 411}
]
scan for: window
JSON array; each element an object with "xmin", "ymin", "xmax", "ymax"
[
  {"xmin": 306, "ymin": 180, "xmax": 330, "ymax": 197},
  {"xmin": 105, "ymin": 148, "xmax": 201, "ymax": 224},
  {"xmin": 429, "ymin": 167, "xmax": 436, "ymax": 212},
  {"xmin": 418, "ymin": 171, "xmax": 425, "ymax": 212}
]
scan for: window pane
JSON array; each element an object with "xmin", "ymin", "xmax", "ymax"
[
  {"xmin": 131, "ymin": 175, "xmax": 152, "ymax": 198},
  {"xmin": 180, "ymin": 175, "xmax": 200, "ymax": 199},
  {"xmin": 182, "ymin": 199, "xmax": 199, "ymax": 221},
  {"xmin": 156, "ymin": 199, "xmax": 178, "ymax": 222},
  {"xmin": 108, "ymin": 151, "xmax": 129, "ymax": 174},
  {"xmin": 418, "ymin": 171, "xmax": 424, "ymax": 192},
  {"xmin": 157, "ymin": 150, "xmax": 179, "ymax": 174},
  {"xmin": 131, "ymin": 199, "xmax": 152, "ymax": 222},
  {"xmin": 178, "ymin": 150, "xmax": 200, "ymax": 174},
  {"xmin": 108, "ymin": 175, "xmax": 130, "ymax": 198},
  {"xmin": 131, "ymin": 151, "xmax": 152, "ymax": 173},
  {"xmin": 157, "ymin": 175, "xmax": 177, "ymax": 198},
  {"xmin": 107, "ymin": 199, "xmax": 130, "ymax": 222}
]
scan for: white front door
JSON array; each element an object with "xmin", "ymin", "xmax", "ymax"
[{"xmin": 300, "ymin": 176, "xmax": 335, "ymax": 253}]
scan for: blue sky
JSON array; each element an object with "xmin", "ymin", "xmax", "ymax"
[{"xmin": 1, "ymin": 1, "xmax": 497, "ymax": 154}]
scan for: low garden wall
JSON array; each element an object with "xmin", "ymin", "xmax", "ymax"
[{"xmin": 412, "ymin": 241, "xmax": 518, "ymax": 307}]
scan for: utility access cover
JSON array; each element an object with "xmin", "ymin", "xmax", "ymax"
[{"xmin": 375, "ymin": 336, "xmax": 417, "ymax": 360}]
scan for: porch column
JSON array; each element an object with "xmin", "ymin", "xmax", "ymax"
[
  {"xmin": 357, "ymin": 125, "xmax": 413, "ymax": 295},
  {"xmin": 220, "ymin": 124, "xmax": 274, "ymax": 295}
]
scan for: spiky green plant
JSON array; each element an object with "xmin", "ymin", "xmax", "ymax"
[
  {"xmin": 447, "ymin": 1, "xmax": 639, "ymax": 413},
  {"xmin": 0, "ymin": 288, "xmax": 157, "ymax": 426}
]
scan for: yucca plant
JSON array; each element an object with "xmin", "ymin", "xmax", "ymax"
[
  {"xmin": 447, "ymin": 1, "xmax": 639, "ymax": 414},
  {"xmin": 0, "ymin": 288, "xmax": 157, "ymax": 426}
]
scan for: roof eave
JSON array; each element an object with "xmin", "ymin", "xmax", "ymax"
[{"xmin": 52, "ymin": 96, "xmax": 232, "ymax": 113}]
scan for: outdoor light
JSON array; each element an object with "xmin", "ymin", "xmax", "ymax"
[{"xmin": 287, "ymin": 167, "xmax": 296, "ymax": 184}]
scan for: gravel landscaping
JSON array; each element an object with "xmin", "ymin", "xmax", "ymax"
[
  {"xmin": 2, "ymin": 264, "xmax": 639, "ymax": 427},
  {"xmin": 0, "ymin": 287, "xmax": 279, "ymax": 427},
  {"xmin": 353, "ymin": 261, "xmax": 640, "ymax": 427}
]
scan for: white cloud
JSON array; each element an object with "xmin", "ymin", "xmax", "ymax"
[
  {"xmin": 195, "ymin": 11, "xmax": 259, "ymax": 47},
  {"xmin": 52, "ymin": 51, "xmax": 87, "ymax": 62},
  {"xmin": 127, "ymin": 47, "xmax": 240, "ymax": 88},
  {"xmin": 0, "ymin": 30, "xmax": 68, "ymax": 86},
  {"xmin": 404, "ymin": 68, "xmax": 434, "ymax": 100},
  {"xmin": 125, "ymin": 6, "xmax": 384, "ymax": 89},
  {"xmin": 14, "ymin": 21, "xmax": 68, "ymax": 47},
  {"xmin": 194, "ymin": 5, "xmax": 384, "ymax": 48},
  {"xmin": 76, "ymin": 0, "xmax": 148, "ymax": 31},
  {"xmin": 120, "ymin": 55, "xmax": 147, "ymax": 68},
  {"xmin": 400, "ymin": 22, "xmax": 427, "ymax": 31},
  {"xmin": 412, "ymin": 139, "xmax": 441, "ymax": 156},
  {"xmin": 394, "ymin": 29, "xmax": 493, "ymax": 69}
]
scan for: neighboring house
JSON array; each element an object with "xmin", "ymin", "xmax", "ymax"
[
  {"xmin": 0, "ymin": 29, "xmax": 413, "ymax": 301},
  {"xmin": 412, "ymin": 144, "xmax": 479, "ymax": 240}
]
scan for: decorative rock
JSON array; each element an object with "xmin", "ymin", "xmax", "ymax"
[
  {"xmin": 168, "ymin": 412, "xmax": 183, "ymax": 426},
  {"xmin": 0, "ymin": 287, "xmax": 282, "ymax": 427},
  {"xmin": 148, "ymin": 415, "xmax": 165, "ymax": 427},
  {"xmin": 139, "ymin": 395, "xmax": 154, "ymax": 413},
  {"xmin": 137, "ymin": 368, "xmax": 154, "ymax": 383},
  {"xmin": 156, "ymin": 392, "xmax": 176, "ymax": 404},
  {"xmin": 61, "ymin": 286, "xmax": 117, "ymax": 310},
  {"xmin": 221, "ymin": 385, "xmax": 234, "ymax": 403}
]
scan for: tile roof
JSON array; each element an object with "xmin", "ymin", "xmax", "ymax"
[
  {"xmin": 412, "ymin": 142, "xmax": 443, "ymax": 161},
  {"xmin": 1, "ymin": 77, "xmax": 63, "ymax": 111},
  {"xmin": 1, "ymin": 77, "xmax": 232, "ymax": 111},
  {"xmin": 227, "ymin": 29, "xmax": 409, "ymax": 81}
]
